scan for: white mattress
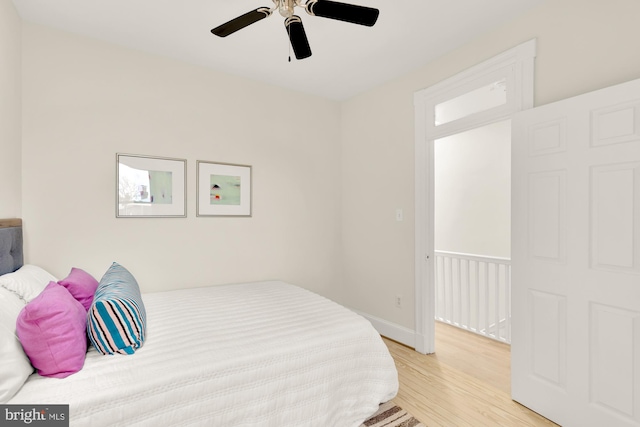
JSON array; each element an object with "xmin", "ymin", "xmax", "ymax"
[{"xmin": 9, "ymin": 281, "xmax": 398, "ymax": 426}]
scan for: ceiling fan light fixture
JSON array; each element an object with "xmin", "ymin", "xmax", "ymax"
[{"xmin": 278, "ymin": 0, "xmax": 296, "ymax": 18}]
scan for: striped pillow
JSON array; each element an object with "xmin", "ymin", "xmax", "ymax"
[{"xmin": 88, "ymin": 263, "xmax": 146, "ymax": 355}]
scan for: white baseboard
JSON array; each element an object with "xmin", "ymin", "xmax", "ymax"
[{"xmin": 351, "ymin": 309, "xmax": 416, "ymax": 349}]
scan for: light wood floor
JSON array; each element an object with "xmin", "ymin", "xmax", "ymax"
[{"xmin": 383, "ymin": 322, "xmax": 559, "ymax": 427}]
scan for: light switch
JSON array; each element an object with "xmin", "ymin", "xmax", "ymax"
[{"xmin": 396, "ymin": 209, "xmax": 403, "ymax": 222}]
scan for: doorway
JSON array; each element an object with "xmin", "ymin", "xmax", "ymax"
[
  {"xmin": 413, "ymin": 39, "xmax": 536, "ymax": 354},
  {"xmin": 434, "ymin": 120, "xmax": 512, "ymax": 344}
]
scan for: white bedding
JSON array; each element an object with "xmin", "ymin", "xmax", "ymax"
[{"xmin": 9, "ymin": 281, "xmax": 398, "ymax": 426}]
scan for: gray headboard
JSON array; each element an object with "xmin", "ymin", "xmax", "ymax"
[{"xmin": 0, "ymin": 219, "xmax": 23, "ymax": 276}]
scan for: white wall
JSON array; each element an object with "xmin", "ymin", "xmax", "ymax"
[
  {"xmin": 21, "ymin": 24, "xmax": 343, "ymax": 298},
  {"xmin": 0, "ymin": 0, "xmax": 21, "ymax": 218},
  {"xmin": 340, "ymin": 0, "xmax": 640, "ymax": 330},
  {"xmin": 434, "ymin": 120, "xmax": 511, "ymax": 259}
]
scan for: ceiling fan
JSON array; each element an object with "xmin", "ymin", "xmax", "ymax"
[{"xmin": 211, "ymin": 0, "xmax": 379, "ymax": 60}]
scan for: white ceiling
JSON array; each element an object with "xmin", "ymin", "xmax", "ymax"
[{"xmin": 11, "ymin": 0, "xmax": 544, "ymax": 100}]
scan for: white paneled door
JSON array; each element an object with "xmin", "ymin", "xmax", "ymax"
[{"xmin": 512, "ymin": 78, "xmax": 640, "ymax": 427}]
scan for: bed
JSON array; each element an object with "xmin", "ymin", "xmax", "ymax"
[{"xmin": 0, "ymin": 219, "xmax": 398, "ymax": 426}]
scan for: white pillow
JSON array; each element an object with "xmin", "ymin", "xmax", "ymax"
[
  {"xmin": 0, "ymin": 287, "xmax": 34, "ymax": 403},
  {"xmin": 0, "ymin": 265, "xmax": 57, "ymax": 304}
]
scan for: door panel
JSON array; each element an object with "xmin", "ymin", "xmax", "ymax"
[
  {"xmin": 589, "ymin": 304, "xmax": 638, "ymax": 417},
  {"xmin": 528, "ymin": 170, "xmax": 566, "ymax": 262},
  {"xmin": 512, "ymin": 78, "xmax": 640, "ymax": 427},
  {"xmin": 528, "ymin": 289, "xmax": 566, "ymax": 387},
  {"xmin": 591, "ymin": 164, "xmax": 637, "ymax": 271}
]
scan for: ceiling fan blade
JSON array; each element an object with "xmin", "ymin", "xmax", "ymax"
[
  {"xmin": 285, "ymin": 16, "xmax": 312, "ymax": 60},
  {"xmin": 305, "ymin": 0, "xmax": 379, "ymax": 27},
  {"xmin": 211, "ymin": 7, "xmax": 272, "ymax": 37}
]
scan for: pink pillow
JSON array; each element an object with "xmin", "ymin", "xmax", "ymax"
[
  {"xmin": 58, "ymin": 268, "xmax": 99, "ymax": 311},
  {"xmin": 16, "ymin": 281, "xmax": 87, "ymax": 378}
]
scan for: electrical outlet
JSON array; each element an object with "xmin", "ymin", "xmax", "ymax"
[{"xmin": 395, "ymin": 294, "xmax": 402, "ymax": 308}]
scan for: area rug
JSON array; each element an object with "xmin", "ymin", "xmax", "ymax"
[{"xmin": 360, "ymin": 401, "xmax": 426, "ymax": 427}]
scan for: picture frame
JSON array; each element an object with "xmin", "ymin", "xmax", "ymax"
[
  {"xmin": 116, "ymin": 153, "xmax": 187, "ymax": 218},
  {"xmin": 197, "ymin": 161, "xmax": 252, "ymax": 217}
]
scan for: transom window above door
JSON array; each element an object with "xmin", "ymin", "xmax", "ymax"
[
  {"xmin": 435, "ymin": 77, "xmax": 507, "ymax": 125},
  {"xmin": 415, "ymin": 39, "xmax": 536, "ymax": 140}
]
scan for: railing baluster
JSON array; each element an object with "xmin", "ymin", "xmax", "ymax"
[
  {"xmin": 456, "ymin": 257, "xmax": 462, "ymax": 328},
  {"xmin": 434, "ymin": 256, "xmax": 440, "ymax": 320},
  {"xmin": 484, "ymin": 260, "xmax": 489, "ymax": 337},
  {"xmin": 505, "ymin": 263, "xmax": 511, "ymax": 342},
  {"xmin": 447, "ymin": 257, "xmax": 455, "ymax": 325},
  {"xmin": 475, "ymin": 259, "xmax": 480, "ymax": 335},
  {"xmin": 465, "ymin": 259, "xmax": 470, "ymax": 330},
  {"xmin": 494, "ymin": 263, "xmax": 500, "ymax": 340}
]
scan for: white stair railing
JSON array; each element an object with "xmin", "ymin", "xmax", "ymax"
[{"xmin": 434, "ymin": 250, "xmax": 511, "ymax": 344}]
